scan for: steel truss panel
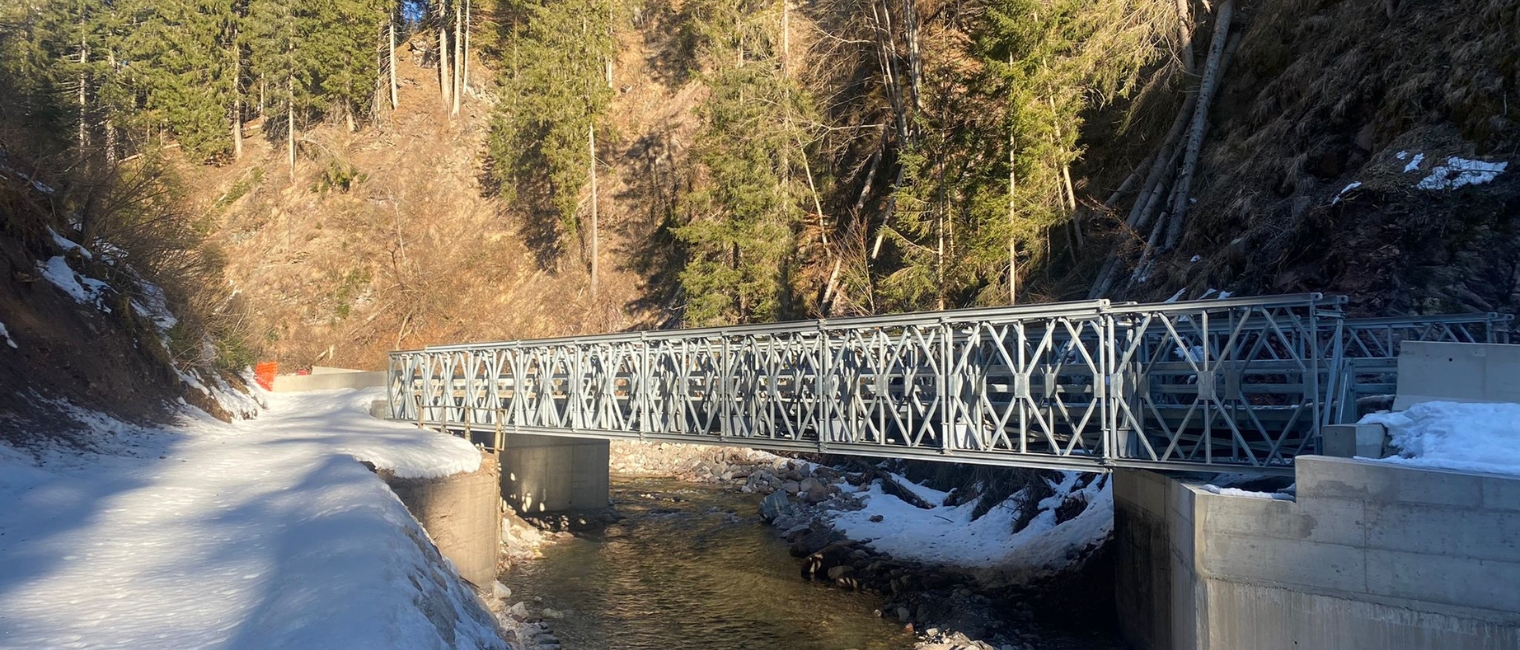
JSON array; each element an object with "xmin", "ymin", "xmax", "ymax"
[{"xmin": 385, "ymin": 296, "xmax": 1511, "ymax": 474}]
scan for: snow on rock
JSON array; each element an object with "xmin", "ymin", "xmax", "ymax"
[
  {"xmin": 1415, "ymin": 157, "xmax": 1507, "ymax": 191},
  {"xmin": 1402, "ymin": 152, "xmax": 1425, "ymax": 173},
  {"xmin": 1331, "ymin": 181, "xmax": 1361, "ymax": 204},
  {"xmin": 48, "ymin": 227, "xmax": 92, "ymax": 260},
  {"xmin": 828, "ymin": 473, "xmax": 1112, "ymax": 581},
  {"xmin": 36, "ymin": 255, "xmax": 111, "ymax": 312},
  {"xmin": 0, "ymin": 322, "xmax": 16, "ymax": 349},
  {"xmin": 0, "ymin": 388, "xmax": 504, "ymax": 649},
  {"xmin": 1360, "ymin": 401, "xmax": 1520, "ymax": 476}
]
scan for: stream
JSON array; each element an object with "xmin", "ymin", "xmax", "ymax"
[{"xmin": 500, "ymin": 477, "xmax": 914, "ymax": 650}]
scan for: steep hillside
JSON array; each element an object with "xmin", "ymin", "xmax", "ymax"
[
  {"xmin": 170, "ymin": 0, "xmax": 1520, "ymax": 372},
  {"xmin": 1110, "ymin": 0, "xmax": 1519, "ymax": 312},
  {"xmin": 194, "ymin": 39, "xmax": 687, "ymax": 369}
]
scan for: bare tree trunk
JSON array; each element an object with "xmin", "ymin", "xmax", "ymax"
[
  {"xmin": 781, "ymin": 0, "xmax": 790, "ymax": 73},
  {"xmin": 259, "ymin": 78, "xmax": 266, "ymax": 116},
  {"xmin": 589, "ymin": 124, "xmax": 598, "ymax": 299},
  {"xmin": 232, "ymin": 35, "xmax": 243, "ymax": 159},
  {"xmin": 463, "ymin": 0, "xmax": 471, "ymax": 90},
  {"xmin": 1163, "ymin": 0, "xmax": 1234, "ymax": 251},
  {"xmin": 287, "ymin": 72, "xmax": 295, "ymax": 181},
  {"xmin": 78, "ymin": 38, "xmax": 88, "ymax": 152},
  {"xmin": 104, "ymin": 51, "xmax": 117, "ymax": 165},
  {"xmin": 1008, "ymin": 125, "xmax": 1018, "ymax": 305},
  {"xmin": 388, "ymin": 20, "xmax": 398, "ymax": 109},
  {"xmin": 452, "ymin": 0, "xmax": 463, "ymax": 116},
  {"xmin": 1175, "ymin": 0, "xmax": 1196, "ymax": 76},
  {"xmin": 438, "ymin": 10, "xmax": 451, "ymax": 110},
  {"xmin": 900, "ymin": 0, "xmax": 923, "ymax": 113}
]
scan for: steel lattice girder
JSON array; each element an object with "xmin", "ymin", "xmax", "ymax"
[{"xmin": 385, "ymin": 295, "xmax": 1511, "ymax": 474}]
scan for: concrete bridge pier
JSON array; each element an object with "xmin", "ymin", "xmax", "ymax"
[{"xmin": 499, "ymin": 434, "xmax": 611, "ymax": 515}]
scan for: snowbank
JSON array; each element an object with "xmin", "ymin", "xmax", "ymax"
[
  {"xmin": 828, "ymin": 472, "xmax": 1112, "ymax": 580},
  {"xmin": 1361, "ymin": 401, "xmax": 1520, "ymax": 476},
  {"xmin": 0, "ymin": 388, "xmax": 504, "ymax": 649}
]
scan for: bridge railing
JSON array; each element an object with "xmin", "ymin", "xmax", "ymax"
[{"xmin": 387, "ymin": 295, "xmax": 1509, "ymax": 473}]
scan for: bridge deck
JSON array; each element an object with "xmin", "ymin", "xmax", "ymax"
[{"xmin": 387, "ymin": 295, "xmax": 1511, "ymax": 475}]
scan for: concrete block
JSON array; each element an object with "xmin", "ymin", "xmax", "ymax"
[
  {"xmin": 1200, "ymin": 532, "xmax": 1366, "ymax": 593},
  {"xmin": 1322, "ymin": 423, "xmax": 1389, "ymax": 459},
  {"xmin": 1296, "ymin": 456, "xmax": 1483, "ymax": 508},
  {"xmin": 1481, "ymin": 476, "xmax": 1520, "ymax": 513},
  {"xmin": 1395, "ymin": 342, "xmax": 1520, "ymax": 409},
  {"xmin": 271, "ymin": 370, "xmax": 386, "ymax": 392},
  {"xmin": 1365, "ymin": 503, "xmax": 1520, "ymax": 562},
  {"xmin": 1202, "ymin": 580, "xmax": 1520, "ymax": 650},
  {"xmin": 1367, "ymin": 549, "xmax": 1520, "ymax": 614},
  {"xmin": 1198, "ymin": 489, "xmax": 1366, "ymax": 548}
]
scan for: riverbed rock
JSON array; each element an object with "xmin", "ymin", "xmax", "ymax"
[
  {"xmin": 799, "ymin": 477, "xmax": 829, "ymax": 502},
  {"xmin": 492, "ymin": 581, "xmax": 512, "ymax": 600},
  {"xmin": 760, "ymin": 491, "xmax": 790, "ymax": 521},
  {"xmin": 826, "ymin": 565, "xmax": 855, "ymax": 581},
  {"xmin": 782, "ymin": 480, "xmax": 801, "ymax": 494},
  {"xmin": 506, "ymin": 602, "xmax": 530, "ymax": 621},
  {"xmin": 539, "ymin": 607, "xmax": 564, "ymax": 619}
]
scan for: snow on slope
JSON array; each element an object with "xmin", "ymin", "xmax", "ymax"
[
  {"xmin": 828, "ymin": 473, "xmax": 1112, "ymax": 580},
  {"xmin": 1361, "ymin": 401, "xmax": 1520, "ymax": 476},
  {"xmin": 0, "ymin": 388, "xmax": 504, "ymax": 650}
]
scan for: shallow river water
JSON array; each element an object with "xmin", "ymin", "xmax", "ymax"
[{"xmin": 501, "ymin": 477, "xmax": 914, "ymax": 650}]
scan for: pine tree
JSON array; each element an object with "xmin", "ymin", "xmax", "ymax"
[
  {"xmin": 672, "ymin": 0, "xmax": 819, "ymax": 326},
  {"xmin": 486, "ymin": 0, "xmax": 617, "ymax": 236}
]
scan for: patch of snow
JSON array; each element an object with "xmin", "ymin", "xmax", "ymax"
[
  {"xmin": 1189, "ymin": 254, "xmax": 1202, "ymax": 263},
  {"xmin": 1395, "ymin": 151, "xmax": 1407, "ymax": 160},
  {"xmin": 1415, "ymin": 157, "xmax": 1507, "ymax": 191},
  {"xmin": 1200, "ymin": 484, "xmax": 1293, "ymax": 500},
  {"xmin": 1217, "ymin": 290, "xmax": 1233, "ymax": 299},
  {"xmin": 885, "ymin": 471, "xmax": 949, "ymax": 506},
  {"xmin": 0, "ymin": 389, "xmax": 502, "ymax": 649},
  {"xmin": 37, "ymin": 256, "xmax": 112, "ymax": 313},
  {"xmin": 1331, "ymin": 181, "xmax": 1361, "ymax": 204},
  {"xmin": 48, "ymin": 228, "xmax": 92, "ymax": 260},
  {"xmin": 828, "ymin": 473, "xmax": 1111, "ymax": 578},
  {"xmin": 1402, "ymin": 152, "xmax": 1425, "ymax": 173},
  {"xmin": 1198, "ymin": 288, "xmax": 1217, "ymax": 299},
  {"xmin": 1163, "ymin": 288, "xmax": 1186, "ymax": 303},
  {"xmin": 1360, "ymin": 401, "xmax": 1520, "ymax": 476},
  {"xmin": 131, "ymin": 280, "xmax": 178, "ymax": 330},
  {"xmin": 0, "ymin": 322, "xmax": 15, "ymax": 349}
]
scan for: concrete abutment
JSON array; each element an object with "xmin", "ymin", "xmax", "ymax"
[
  {"xmin": 1114, "ymin": 458, "xmax": 1520, "ymax": 650},
  {"xmin": 381, "ymin": 453, "xmax": 503, "ymax": 587}
]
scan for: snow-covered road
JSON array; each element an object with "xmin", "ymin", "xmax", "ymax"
[{"xmin": 0, "ymin": 389, "xmax": 506, "ymax": 650}]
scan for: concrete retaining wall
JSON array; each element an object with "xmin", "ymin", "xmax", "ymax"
[
  {"xmin": 1116, "ymin": 457, "xmax": 1520, "ymax": 650},
  {"xmin": 500, "ymin": 433, "xmax": 609, "ymax": 514},
  {"xmin": 382, "ymin": 452, "xmax": 502, "ymax": 586},
  {"xmin": 1394, "ymin": 341, "xmax": 1520, "ymax": 409},
  {"xmin": 271, "ymin": 368, "xmax": 386, "ymax": 392}
]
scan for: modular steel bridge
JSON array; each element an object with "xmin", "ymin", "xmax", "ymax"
[{"xmin": 386, "ymin": 294, "xmax": 1511, "ymax": 474}]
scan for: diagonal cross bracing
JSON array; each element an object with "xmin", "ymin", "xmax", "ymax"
[{"xmin": 386, "ymin": 295, "xmax": 1513, "ymax": 475}]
